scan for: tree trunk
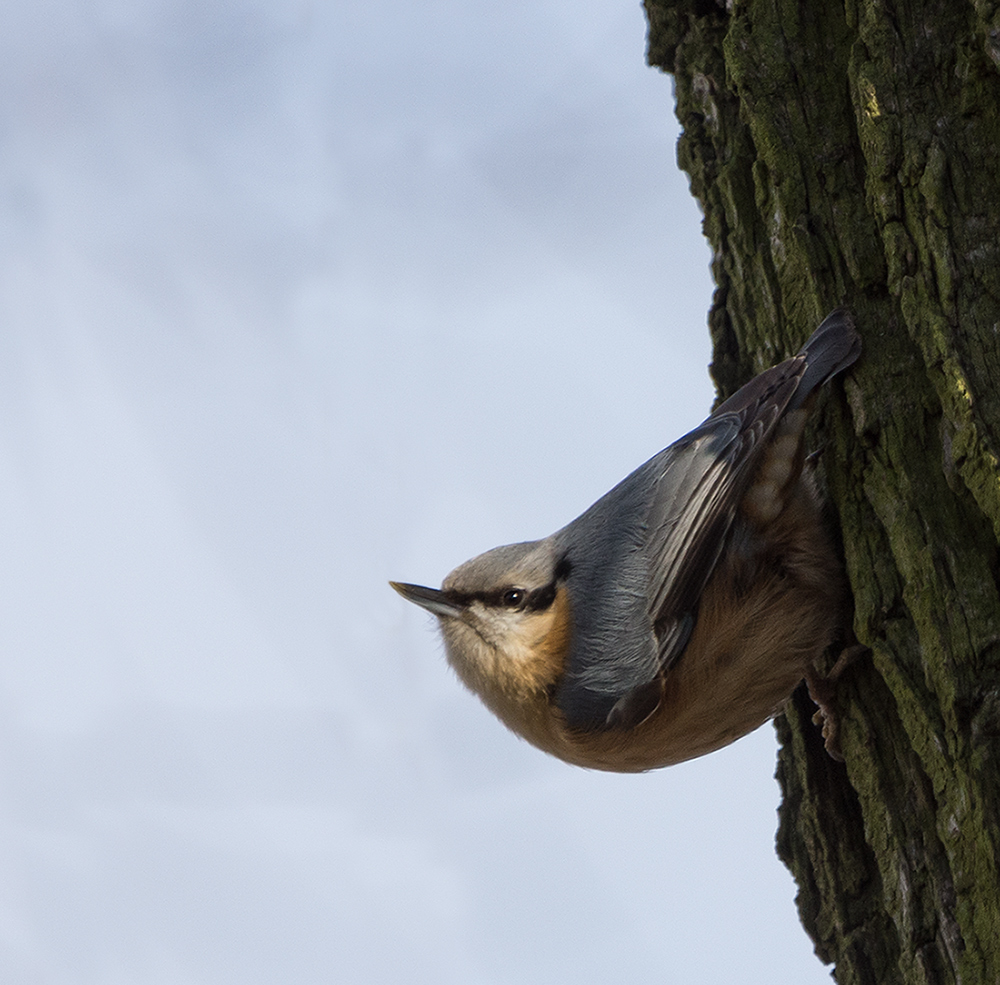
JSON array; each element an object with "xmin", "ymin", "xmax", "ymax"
[{"xmin": 642, "ymin": 1, "xmax": 1000, "ymax": 982}]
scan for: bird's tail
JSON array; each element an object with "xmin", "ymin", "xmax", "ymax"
[{"xmin": 791, "ymin": 308, "xmax": 862, "ymax": 407}]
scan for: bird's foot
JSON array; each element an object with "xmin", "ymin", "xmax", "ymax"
[{"xmin": 806, "ymin": 644, "xmax": 868, "ymax": 762}]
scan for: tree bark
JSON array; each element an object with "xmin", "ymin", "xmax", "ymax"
[{"xmin": 642, "ymin": 1, "xmax": 1000, "ymax": 982}]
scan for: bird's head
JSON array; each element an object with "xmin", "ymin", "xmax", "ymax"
[{"xmin": 391, "ymin": 540, "xmax": 573, "ymax": 735}]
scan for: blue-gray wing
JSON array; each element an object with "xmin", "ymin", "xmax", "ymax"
[
  {"xmin": 551, "ymin": 403, "xmax": 790, "ymax": 732},
  {"xmin": 553, "ymin": 309, "xmax": 860, "ymax": 731}
]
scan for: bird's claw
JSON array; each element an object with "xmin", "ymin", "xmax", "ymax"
[{"xmin": 806, "ymin": 644, "xmax": 868, "ymax": 762}]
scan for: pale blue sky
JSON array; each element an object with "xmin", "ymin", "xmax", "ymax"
[{"xmin": 0, "ymin": 2, "xmax": 832, "ymax": 982}]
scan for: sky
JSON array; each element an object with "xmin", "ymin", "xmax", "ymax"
[{"xmin": 0, "ymin": 1, "xmax": 834, "ymax": 982}]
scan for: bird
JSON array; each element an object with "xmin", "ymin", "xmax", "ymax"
[{"xmin": 391, "ymin": 309, "xmax": 860, "ymax": 771}]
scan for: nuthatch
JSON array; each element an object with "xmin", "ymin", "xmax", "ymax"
[{"xmin": 392, "ymin": 310, "xmax": 860, "ymax": 771}]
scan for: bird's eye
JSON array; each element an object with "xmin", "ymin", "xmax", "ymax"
[{"xmin": 501, "ymin": 588, "xmax": 525, "ymax": 608}]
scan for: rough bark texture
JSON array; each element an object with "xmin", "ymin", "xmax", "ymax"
[{"xmin": 642, "ymin": 1, "xmax": 1000, "ymax": 982}]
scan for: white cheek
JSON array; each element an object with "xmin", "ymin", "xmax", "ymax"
[
  {"xmin": 439, "ymin": 615, "xmax": 498, "ymax": 675},
  {"xmin": 443, "ymin": 605, "xmax": 534, "ymax": 666}
]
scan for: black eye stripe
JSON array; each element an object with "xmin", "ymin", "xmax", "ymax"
[
  {"xmin": 525, "ymin": 583, "xmax": 556, "ymax": 611},
  {"xmin": 456, "ymin": 560, "xmax": 570, "ymax": 613},
  {"xmin": 468, "ymin": 584, "xmax": 555, "ymax": 611}
]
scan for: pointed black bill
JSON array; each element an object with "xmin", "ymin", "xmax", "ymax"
[{"xmin": 389, "ymin": 581, "xmax": 465, "ymax": 618}]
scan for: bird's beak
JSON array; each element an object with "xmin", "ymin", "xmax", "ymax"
[{"xmin": 389, "ymin": 581, "xmax": 466, "ymax": 618}]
